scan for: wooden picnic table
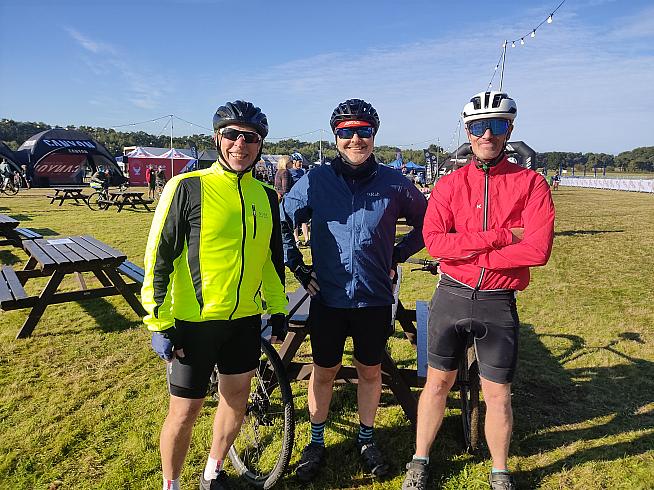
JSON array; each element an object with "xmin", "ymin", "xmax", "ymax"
[
  {"xmin": 0, "ymin": 214, "xmax": 42, "ymax": 247},
  {"xmin": 0, "ymin": 235, "xmax": 146, "ymax": 338},
  {"xmin": 275, "ymin": 287, "xmax": 426, "ymax": 424},
  {"xmin": 103, "ymin": 191, "xmax": 154, "ymax": 212},
  {"xmin": 47, "ymin": 187, "xmax": 88, "ymax": 206}
]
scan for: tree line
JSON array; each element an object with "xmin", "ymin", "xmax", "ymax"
[{"xmin": 2, "ymin": 119, "xmax": 652, "ymax": 172}]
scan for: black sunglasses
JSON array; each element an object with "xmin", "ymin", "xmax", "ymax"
[
  {"xmin": 335, "ymin": 126, "xmax": 374, "ymax": 139},
  {"xmin": 219, "ymin": 127, "xmax": 262, "ymax": 144},
  {"xmin": 467, "ymin": 118, "xmax": 510, "ymax": 137}
]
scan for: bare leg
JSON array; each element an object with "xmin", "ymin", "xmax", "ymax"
[
  {"xmin": 414, "ymin": 367, "xmax": 457, "ymax": 457},
  {"xmin": 308, "ymin": 364, "xmax": 340, "ymax": 423},
  {"xmin": 353, "ymin": 359, "xmax": 382, "ymax": 427},
  {"xmin": 481, "ymin": 378, "xmax": 512, "ymax": 470},
  {"xmin": 160, "ymin": 395, "xmax": 204, "ymax": 480},
  {"xmin": 209, "ymin": 370, "xmax": 256, "ymax": 459}
]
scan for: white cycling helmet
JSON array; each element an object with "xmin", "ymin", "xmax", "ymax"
[{"xmin": 462, "ymin": 91, "xmax": 517, "ymax": 123}]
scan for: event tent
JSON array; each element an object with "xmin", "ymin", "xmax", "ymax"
[
  {"xmin": 0, "ymin": 142, "xmax": 22, "ymax": 173},
  {"xmin": 13, "ymin": 128, "xmax": 124, "ymax": 187}
]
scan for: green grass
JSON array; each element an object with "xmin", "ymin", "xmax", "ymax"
[{"xmin": 1, "ymin": 186, "xmax": 653, "ymax": 489}]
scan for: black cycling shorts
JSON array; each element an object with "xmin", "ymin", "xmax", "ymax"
[
  {"xmin": 308, "ymin": 300, "xmax": 392, "ymax": 368},
  {"xmin": 148, "ymin": 178, "xmax": 156, "ymax": 190},
  {"xmin": 166, "ymin": 316, "xmax": 261, "ymax": 399},
  {"xmin": 427, "ymin": 277, "xmax": 520, "ymax": 384}
]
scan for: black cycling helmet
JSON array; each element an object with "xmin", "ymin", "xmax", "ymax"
[
  {"xmin": 330, "ymin": 98, "xmax": 380, "ymax": 133},
  {"xmin": 213, "ymin": 100, "xmax": 269, "ymax": 138}
]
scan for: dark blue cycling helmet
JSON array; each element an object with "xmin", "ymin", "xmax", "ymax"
[
  {"xmin": 330, "ymin": 98, "xmax": 380, "ymax": 132},
  {"xmin": 213, "ymin": 100, "xmax": 269, "ymax": 138}
]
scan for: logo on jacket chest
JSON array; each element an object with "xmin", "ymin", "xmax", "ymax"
[{"xmin": 476, "ymin": 204, "xmax": 482, "ymax": 209}]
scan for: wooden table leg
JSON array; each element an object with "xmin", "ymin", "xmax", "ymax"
[
  {"xmin": 92, "ymin": 269, "xmax": 113, "ymax": 287},
  {"xmin": 16, "ymin": 270, "xmax": 65, "ymax": 339},
  {"xmin": 380, "ymin": 349, "xmax": 418, "ymax": 424},
  {"xmin": 103, "ymin": 267, "xmax": 146, "ymax": 316}
]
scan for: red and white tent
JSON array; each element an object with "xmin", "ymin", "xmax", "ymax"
[{"xmin": 125, "ymin": 147, "xmax": 194, "ymax": 186}]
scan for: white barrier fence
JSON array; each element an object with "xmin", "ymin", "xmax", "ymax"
[{"xmin": 560, "ymin": 177, "xmax": 654, "ymax": 193}]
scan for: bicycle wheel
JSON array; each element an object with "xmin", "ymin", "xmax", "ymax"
[
  {"xmin": 86, "ymin": 191, "xmax": 104, "ymax": 210},
  {"xmin": 210, "ymin": 339, "xmax": 295, "ymax": 489},
  {"xmin": 458, "ymin": 344, "xmax": 480, "ymax": 452},
  {"xmin": 4, "ymin": 182, "xmax": 18, "ymax": 196}
]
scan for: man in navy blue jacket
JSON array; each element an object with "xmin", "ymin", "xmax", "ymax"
[{"xmin": 281, "ymin": 99, "xmax": 427, "ymax": 482}]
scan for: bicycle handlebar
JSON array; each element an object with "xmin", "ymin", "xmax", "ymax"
[{"xmin": 404, "ymin": 257, "xmax": 440, "ymax": 274}]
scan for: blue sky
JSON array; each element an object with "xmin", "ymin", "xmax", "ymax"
[{"xmin": 1, "ymin": 0, "xmax": 652, "ymax": 155}]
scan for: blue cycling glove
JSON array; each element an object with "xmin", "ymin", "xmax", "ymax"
[{"xmin": 151, "ymin": 327, "xmax": 179, "ymax": 361}]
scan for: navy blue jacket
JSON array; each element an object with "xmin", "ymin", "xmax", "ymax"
[{"xmin": 281, "ymin": 157, "xmax": 427, "ymax": 308}]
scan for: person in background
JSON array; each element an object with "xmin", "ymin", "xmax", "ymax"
[
  {"xmin": 401, "ymin": 91, "xmax": 554, "ymax": 490},
  {"xmin": 281, "ymin": 98, "xmax": 428, "ymax": 483},
  {"xmin": 273, "ymin": 155, "xmax": 293, "ymax": 201},
  {"xmin": 145, "ymin": 164, "xmax": 155, "ymax": 199},
  {"xmin": 0, "ymin": 159, "xmax": 13, "ymax": 190},
  {"xmin": 289, "ymin": 153, "xmax": 310, "ymax": 247},
  {"xmin": 142, "ymin": 100, "xmax": 287, "ymax": 490}
]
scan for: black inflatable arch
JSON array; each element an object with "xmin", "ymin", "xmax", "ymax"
[
  {"xmin": 13, "ymin": 128, "xmax": 124, "ymax": 187},
  {"xmin": 439, "ymin": 141, "xmax": 536, "ymax": 175}
]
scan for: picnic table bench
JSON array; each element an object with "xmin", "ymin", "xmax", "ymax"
[
  {"xmin": 0, "ymin": 214, "xmax": 43, "ymax": 247},
  {"xmin": 275, "ymin": 286, "xmax": 428, "ymax": 424},
  {"xmin": 47, "ymin": 187, "xmax": 88, "ymax": 206},
  {"xmin": 101, "ymin": 191, "xmax": 154, "ymax": 212},
  {"xmin": 0, "ymin": 235, "xmax": 146, "ymax": 339}
]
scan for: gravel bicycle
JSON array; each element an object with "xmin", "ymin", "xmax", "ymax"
[
  {"xmin": 1, "ymin": 179, "xmax": 19, "ymax": 196},
  {"xmin": 87, "ymin": 182, "xmax": 129, "ymax": 210},
  {"xmin": 404, "ymin": 257, "xmax": 481, "ymax": 452},
  {"xmin": 207, "ymin": 314, "xmax": 300, "ymax": 488}
]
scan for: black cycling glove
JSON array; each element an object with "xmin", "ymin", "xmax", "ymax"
[
  {"xmin": 292, "ymin": 263, "xmax": 314, "ymax": 290},
  {"xmin": 269, "ymin": 313, "xmax": 287, "ymax": 341}
]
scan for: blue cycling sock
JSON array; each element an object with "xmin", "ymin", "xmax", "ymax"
[
  {"xmin": 310, "ymin": 421, "xmax": 326, "ymax": 446},
  {"xmin": 492, "ymin": 467, "xmax": 510, "ymax": 474},
  {"xmin": 357, "ymin": 422, "xmax": 374, "ymax": 444}
]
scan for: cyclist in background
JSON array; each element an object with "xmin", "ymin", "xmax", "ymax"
[
  {"xmin": 90, "ymin": 167, "xmax": 110, "ymax": 192},
  {"xmin": 281, "ymin": 98, "xmax": 427, "ymax": 483},
  {"xmin": 0, "ymin": 159, "xmax": 13, "ymax": 190},
  {"xmin": 402, "ymin": 91, "xmax": 555, "ymax": 490},
  {"xmin": 141, "ymin": 100, "xmax": 287, "ymax": 490},
  {"xmin": 155, "ymin": 166, "xmax": 167, "ymax": 190}
]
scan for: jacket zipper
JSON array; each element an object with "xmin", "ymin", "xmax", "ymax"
[
  {"xmin": 229, "ymin": 174, "xmax": 247, "ymax": 320},
  {"xmin": 252, "ymin": 204, "xmax": 257, "ymax": 239},
  {"xmin": 475, "ymin": 169, "xmax": 489, "ymax": 290}
]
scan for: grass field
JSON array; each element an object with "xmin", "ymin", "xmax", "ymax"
[{"xmin": 0, "ymin": 186, "xmax": 652, "ymax": 489}]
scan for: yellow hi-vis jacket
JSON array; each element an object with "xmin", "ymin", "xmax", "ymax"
[{"xmin": 141, "ymin": 162, "xmax": 287, "ymax": 332}]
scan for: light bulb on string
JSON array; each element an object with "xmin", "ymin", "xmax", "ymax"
[
  {"xmin": 547, "ymin": 14, "xmax": 553, "ymax": 23},
  {"xmin": 531, "ymin": 30, "xmax": 536, "ymax": 38},
  {"xmin": 511, "ymin": 41, "xmax": 516, "ymax": 48},
  {"xmin": 520, "ymin": 38, "xmax": 525, "ymax": 45}
]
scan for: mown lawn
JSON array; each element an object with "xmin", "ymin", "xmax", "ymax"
[{"xmin": 0, "ymin": 186, "xmax": 652, "ymax": 489}]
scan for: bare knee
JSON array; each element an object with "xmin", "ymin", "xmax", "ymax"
[
  {"xmin": 423, "ymin": 369, "xmax": 457, "ymax": 398},
  {"xmin": 166, "ymin": 397, "xmax": 203, "ymax": 428},
  {"xmin": 354, "ymin": 361, "xmax": 381, "ymax": 383},
  {"xmin": 312, "ymin": 364, "xmax": 340, "ymax": 385}
]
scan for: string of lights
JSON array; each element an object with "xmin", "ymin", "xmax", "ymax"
[{"xmin": 486, "ymin": 0, "xmax": 566, "ymax": 90}]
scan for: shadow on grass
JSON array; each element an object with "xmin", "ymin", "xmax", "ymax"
[
  {"xmin": 554, "ymin": 229, "xmax": 624, "ymax": 237},
  {"xmin": 75, "ymin": 297, "xmax": 141, "ymax": 333},
  {"xmin": 0, "ymin": 249, "xmax": 22, "ymax": 265},
  {"xmin": 512, "ymin": 325, "xmax": 654, "ymax": 488}
]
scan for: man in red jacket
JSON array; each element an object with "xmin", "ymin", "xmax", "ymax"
[{"xmin": 402, "ymin": 91, "xmax": 554, "ymax": 490}]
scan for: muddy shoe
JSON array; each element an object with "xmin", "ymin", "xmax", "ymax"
[
  {"xmin": 489, "ymin": 471, "xmax": 516, "ymax": 490},
  {"xmin": 199, "ymin": 470, "xmax": 232, "ymax": 490},
  {"xmin": 402, "ymin": 459, "xmax": 428, "ymax": 490},
  {"xmin": 296, "ymin": 442, "xmax": 326, "ymax": 482},
  {"xmin": 357, "ymin": 441, "xmax": 389, "ymax": 478}
]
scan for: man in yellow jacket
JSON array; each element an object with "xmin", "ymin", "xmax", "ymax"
[{"xmin": 141, "ymin": 100, "xmax": 287, "ymax": 490}]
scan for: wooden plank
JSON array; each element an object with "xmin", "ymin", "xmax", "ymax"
[
  {"xmin": 15, "ymin": 228, "xmax": 42, "ymax": 240},
  {"xmin": 2, "ymin": 267, "xmax": 27, "ymax": 300},
  {"xmin": 79, "ymin": 235, "xmax": 126, "ymax": 260},
  {"xmin": 22, "ymin": 240, "xmax": 57, "ymax": 271},
  {"xmin": 64, "ymin": 240, "xmax": 101, "ymax": 263},
  {"xmin": 33, "ymin": 239, "xmax": 72, "ymax": 266},
  {"xmin": 68, "ymin": 236, "xmax": 113, "ymax": 260},
  {"xmin": 51, "ymin": 243, "xmax": 84, "ymax": 263},
  {"xmin": 0, "ymin": 270, "xmax": 14, "ymax": 303}
]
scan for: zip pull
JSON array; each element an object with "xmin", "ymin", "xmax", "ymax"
[{"xmin": 252, "ymin": 204, "xmax": 257, "ymax": 239}]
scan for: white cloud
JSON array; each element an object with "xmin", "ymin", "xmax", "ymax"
[{"xmin": 65, "ymin": 27, "xmax": 171, "ymax": 112}]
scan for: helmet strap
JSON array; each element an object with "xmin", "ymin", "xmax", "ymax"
[{"xmin": 473, "ymin": 134, "xmax": 510, "ymax": 170}]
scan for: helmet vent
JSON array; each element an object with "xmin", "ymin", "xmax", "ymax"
[{"xmin": 471, "ymin": 96, "xmax": 481, "ymax": 110}]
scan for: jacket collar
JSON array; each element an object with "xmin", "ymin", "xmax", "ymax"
[
  {"xmin": 470, "ymin": 155, "xmax": 511, "ymax": 176},
  {"xmin": 210, "ymin": 161, "xmax": 253, "ymax": 182}
]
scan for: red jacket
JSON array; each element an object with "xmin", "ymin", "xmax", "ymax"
[{"xmin": 423, "ymin": 157, "xmax": 554, "ymax": 291}]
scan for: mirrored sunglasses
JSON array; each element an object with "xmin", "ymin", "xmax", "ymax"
[
  {"xmin": 220, "ymin": 127, "xmax": 262, "ymax": 143},
  {"xmin": 335, "ymin": 126, "xmax": 374, "ymax": 139},
  {"xmin": 467, "ymin": 118, "xmax": 510, "ymax": 137}
]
